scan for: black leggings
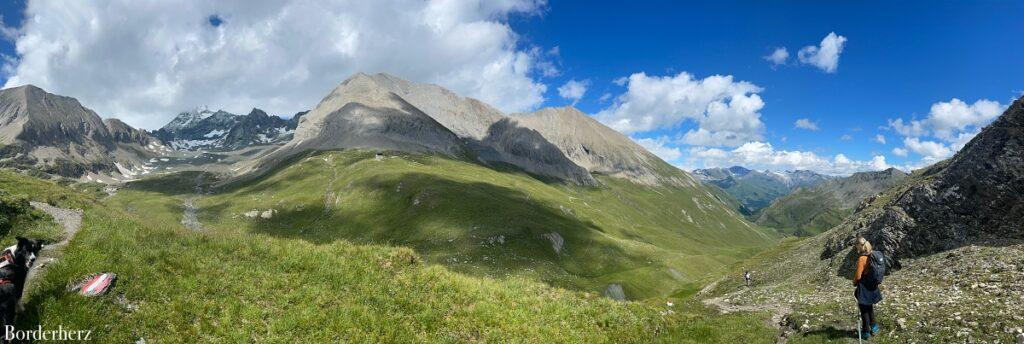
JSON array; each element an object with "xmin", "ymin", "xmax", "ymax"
[{"xmin": 858, "ymin": 303, "xmax": 876, "ymax": 332}]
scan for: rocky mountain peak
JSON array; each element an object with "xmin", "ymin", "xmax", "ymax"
[
  {"xmin": 153, "ymin": 107, "xmax": 298, "ymax": 151},
  {"xmin": 0, "ymin": 84, "xmax": 159, "ymax": 178}
]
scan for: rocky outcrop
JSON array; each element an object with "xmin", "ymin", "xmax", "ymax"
[
  {"xmin": 104, "ymin": 118, "xmax": 162, "ymax": 147},
  {"xmin": 823, "ymin": 96, "xmax": 1024, "ymax": 266}
]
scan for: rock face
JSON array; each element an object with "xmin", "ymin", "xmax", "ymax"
[
  {"xmin": 285, "ymin": 73, "xmax": 468, "ymax": 155},
  {"xmin": 327, "ymin": 73, "xmax": 595, "ymax": 185},
  {"xmin": 0, "ymin": 85, "xmax": 158, "ymax": 177},
  {"xmin": 693, "ymin": 166, "xmax": 834, "ymax": 215},
  {"xmin": 104, "ymin": 118, "xmax": 162, "ymax": 147},
  {"xmin": 153, "ymin": 107, "xmax": 299, "ymax": 151},
  {"xmin": 823, "ymin": 96, "xmax": 1024, "ymax": 265},
  {"xmin": 511, "ymin": 107, "xmax": 687, "ymax": 186},
  {"xmin": 757, "ymin": 168, "xmax": 908, "ymax": 236}
]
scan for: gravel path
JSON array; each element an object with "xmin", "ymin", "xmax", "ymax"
[
  {"xmin": 181, "ymin": 198, "xmax": 203, "ymax": 231},
  {"xmin": 25, "ymin": 201, "xmax": 84, "ymax": 288},
  {"xmin": 701, "ymin": 284, "xmax": 792, "ymax": 343}
]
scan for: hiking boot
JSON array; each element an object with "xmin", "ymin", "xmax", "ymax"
[
  {"xmin": 860, "ymin": 331, "xmax": 872, "ymax": 340},
  {"xmin": 871, "ymin": 323, "xmax": 879, "ymax": 334}
]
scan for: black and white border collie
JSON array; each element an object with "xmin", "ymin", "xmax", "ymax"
[{"xmin": 0, "ymin": 237, "xmax": 44, "ymax": 331}]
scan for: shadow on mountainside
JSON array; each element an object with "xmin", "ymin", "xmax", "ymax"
[
  {"xmin": 245, "ymin": 171, "xmax": 649, "ymax": 285},
  {"xmin": 471, "ymin": 118, "xmax": 595, "ymax": 186},
  {"xmin": 126, "ymin": 171, "xmax": 223, "ymax": 196}
]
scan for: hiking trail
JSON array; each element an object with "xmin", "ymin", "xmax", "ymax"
[
  {"xmin": 700, "ymin": 280, "xmax": 793, "ymax": 343},
  {"xmin": 25, "ymin": 201, "xmax": 84, "ymax": 288}
]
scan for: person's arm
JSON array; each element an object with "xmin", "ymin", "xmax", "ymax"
[{"xmin": 852, "ymin": 255, "xmax": 867, "ymax": 286}]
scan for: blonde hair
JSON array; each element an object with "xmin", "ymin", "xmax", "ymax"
[{"xmin": 855, "ymin": 236, "xmax": 873, "ymax": 256}]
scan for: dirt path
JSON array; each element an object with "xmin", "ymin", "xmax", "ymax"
[
  {"xmin": 701, "ymin": 285, "xmax": 793, "ymax": 343},
  {"xmin": 25, "ymin": 201, "xmax": 84, "ymax": 288},
  {"xmin": 180, "ymin": 173, "xmax": 209, "ymax": 231}
]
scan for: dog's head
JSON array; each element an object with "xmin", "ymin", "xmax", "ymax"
[{"xmin": 14, "ymin": 237, "xmax": 45, "ymax": 268}]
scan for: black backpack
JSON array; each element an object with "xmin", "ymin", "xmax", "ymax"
[{"xmin": 862, "ymin": 251, "xmax": 886, "ymax": 286}]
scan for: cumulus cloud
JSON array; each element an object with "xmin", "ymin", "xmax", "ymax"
[
  {"xmin": 797, "ymin": 32, "xmax": 847, "ymax": 73},
  {"xmin": 793, "ymin": 118, "xmax": 818, "ymax": 131},
  {"xmin": 892, "ymin": 147, "xmax": 908, "ymax": 157},
  {"xmin": 634, "ymin": 136, "xmax": 682, "ymax": 162},
  {"xmin": 764, "ymin": 47, "xmax": 789, "ymax": 67},
  {"xmin": 874, "ymin": 134, "xmax": 886, "ymax": 144},
  {"xmin": 2, "ymin": 0, "xmax": 550, "ymax": 129},
  {"xmin": 595, "ymin": 72, "xmax": 765, "ymax": 146},
  {"xmin": 903, "ymin": 137, "xmax": 953, "ymax": 163},
  {"xmin": 888, "ymin": 98, "xmax": 1005, "ymax": 164},
  {"xmin": 923, "ymin": 98, "xmax": 1003, "ymax": 141},
  {"xmin": 688, "ymin": 142, "xmax": 891, "ymax": 175},
  {"xmin": 557, "ymin": 79, "xmax": 588, "ymax": 104}
]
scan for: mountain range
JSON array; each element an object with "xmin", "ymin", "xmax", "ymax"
[
  {"xmin": 151, "ymin": 107, "xmax": 306, "ymax": 151},
  {"xmin": 692, "ymin": 166, "xmax": 833, "ymax": 215},
  {"xmin": 0, "ymin": 73, "xmax": 777, "ymax": 300},
  {"xmin": 755, "ymin": 167, "xmax": 908, "ymax": 236}
]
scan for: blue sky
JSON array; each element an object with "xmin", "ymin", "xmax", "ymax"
[{"xmin": 1, "ymin": 1, "xmax": 1021, "ymax": 174}]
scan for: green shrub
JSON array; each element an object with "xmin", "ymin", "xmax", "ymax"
[{"xmin": 0, "ymin": 190, "xmax": 42, "ymax": 236}]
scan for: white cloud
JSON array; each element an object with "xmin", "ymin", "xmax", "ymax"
[
  {"xmin": 793, "ymin": 118, "xmax": 819, "ymax": 131},
  {"xmin": 688, "ymin": 141, "xmax": 891, "ymax": 175},
  {"xmin": 889, "ymin": 99, "xmax": 1002, "ymax": 141},
  {"xmin": 840, "ymin": 134, "xmax": 853, "ymax": 141},
  {"xmin": 925, "ymin": 98, "xmax": 1003, "ymax": 141},
  {"xmin": 764, "ymin": 47, "xmax": 789, "ymax": 66},
  {"xmin": 892, "ymin": 147, "xmax": 908, "ymax": 157},
  {"xmin": 874, "ymin": 134, "xmax": 886, "ymax": 144},
  {"xmin": 888, "ymin": 98, "xmax": 1006, "ymax": 165},
  {"xmin": 598, "ymin": 92, "xmax": 612, "ymax": 103},
  {"xmin": 612, "ymin": 76, "xmax": 628, "ymax": 86},
  {"xmin": 903, "ymin": 137, "xmax": 953, "ymax": 162},
  {"xmin": 595, "ymin": 72, "xmax": 765, "ymax": 147},
  {"xmin": 2, "ymin": 0, "xmax": 550, "ymax": 129},
  {"xmin": 634, "ymin": 136, "xmax": 682, "ymax": 162},
  {"xmin": 797, "ymin": 32, "xmax": 847, "ymax": 73},
  {"xmin": 557, "ymin": 79, "xmax": 588, "ymax": 104}
]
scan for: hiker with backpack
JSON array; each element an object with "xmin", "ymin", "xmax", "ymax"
[{"xmin": 852, "ymin": 236, "xmax": 885, "ymax": 339}]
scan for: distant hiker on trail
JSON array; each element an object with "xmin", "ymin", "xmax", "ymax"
[
  {"xmin": 743, "ymin": 270, "xmax": 751, "ymax": 287},
  {"xmin": 853, "ymin": 236, "xmax": 885, "ymax": 339}
]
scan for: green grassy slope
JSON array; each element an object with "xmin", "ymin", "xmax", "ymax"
[
  {"xmin": 754, "ymin": 188, "xmax": 851, "ymax": 237},
  {"xmin": 0, "ymin": 168, "xmax": 781, "ymax": 342},
  {"xmin": 755, "ymin": 169, "xmax": 907, "ymax": 237},
  {"xmin": 708, "ymin": 175, "xmax": 791, "ymax": 217},
  {"xmin": 184, "ymin": 150, "xmax": 777, "ymax": 299},
  {"xmin": 0, "ymin": 170, "xmax": 68, "ymax": 245}
]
